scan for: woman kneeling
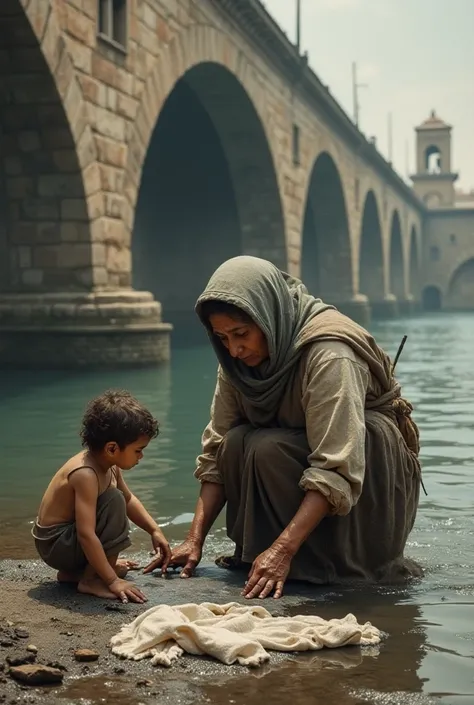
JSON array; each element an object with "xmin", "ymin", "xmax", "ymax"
[{"xmin": 167, "ymin": 256, "xmax": 423, "ymax": 599}]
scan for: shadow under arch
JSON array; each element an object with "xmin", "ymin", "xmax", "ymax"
[
  {"xmin": 446, "ymin": 258, "xmax": 474, "ymax": 310},
  {"xmin": 422, "ymin": 285, "xmax": 442, "ymax": 312},
  {"xmin": 389, "ymin": 210, "xmax": 405, "ymax": 306},
  {"xmin": 301, "ymin": 152, "xmax": 353, "ymax": 305},
  {"xmin": 132, "ymin": 61, "xmax": 286, "ymax": 345},
  {"xmin": 359, "ymin": 191, "xmax": 385, "ymax": 316}
]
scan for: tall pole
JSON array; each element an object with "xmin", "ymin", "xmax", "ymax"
[
  {"xmin": 296, "ymin": 0, "xmax": 301, "ymax": 54},
  {"xmin": 352, "ymin": 62, "xmax": 359, "ymax": 126},
  {"xmin": 352, "ymin": 62, "xmax": 367, "ymax": 128}
]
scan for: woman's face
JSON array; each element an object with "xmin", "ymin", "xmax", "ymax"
[{"xmin": 209, "ymin": 313, "xmax": 269, "ymax": 367}]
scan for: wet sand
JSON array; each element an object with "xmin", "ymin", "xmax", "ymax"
[{"xmin": 0, "ymin": 556, "xmax": 448, "ymax": 705}]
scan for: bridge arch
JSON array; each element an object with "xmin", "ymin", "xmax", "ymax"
[
  {"xmin": 128, "ymin": 27, "xmax": 286, "ymax": 331},
  {"xmin": 300, "ymin": 151, "xmax": 353, "ymax": 303},
  {"xmin": 0, "ymin": 0, "xmax": 92, "ymax": 293},
  {"xmin": 389, "ymin": 210, "xmax": 405, "ymax": 302},
  {"xmin": 359, "ymin": 190, "xmax": 385, "ymax": 307},
  {"xmin": 447, "ymin": 258, "xmax": 474, "ymax": 310},
  {"xmin": 423, "ymin": 286, "xmax": 442, "ymax": 312},
  {"xmin": 409, "ymin": 226, "xmax": 420, "ymax": 301}
]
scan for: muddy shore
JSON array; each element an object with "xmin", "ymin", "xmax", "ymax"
[{"xmin": 0, "ymin": 557, "xmax": 439, "ymax": 705}]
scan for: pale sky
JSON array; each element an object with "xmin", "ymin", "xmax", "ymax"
[{"xmin": 262, "ymin": 0, "xmax": 474, "ymax": 191}]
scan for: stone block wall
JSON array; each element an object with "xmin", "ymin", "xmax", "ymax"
[
  {"xmin": 0, "ymin": 0, "xmax": 92, "ymax": 293},
  {"xmin": 423, "ymin": 210, "xmax": 474, "ymax": 308}
]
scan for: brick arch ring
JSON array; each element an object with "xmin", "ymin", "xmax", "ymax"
[
  {"xmin": 20, "ymin": 0, "xmax": 98, "ymax": 207},
  {"xmin": 123, "ymin": 23, "xmax": 282, "ymax": 220}
]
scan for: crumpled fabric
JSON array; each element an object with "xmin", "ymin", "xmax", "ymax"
[{"xmin": 110, "ymin": 602, "xmax": 382, "ymax": 668}]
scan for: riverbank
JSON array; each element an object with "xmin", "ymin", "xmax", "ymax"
[
  {"xmin": 2, "ymin": 316, "xmax": 474, "ymax": 704},
  {"xmin": 0, "ymin": 556, "xmax": 444, "ymax": 705}
]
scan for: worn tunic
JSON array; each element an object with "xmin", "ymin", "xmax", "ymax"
[
  {"xmin": 195, "ymin": 339, "xmax": 422, "ymax": 583},
  {"xmin": 196, "ymin": 340, "xmax": 370, "ymax": 514}
]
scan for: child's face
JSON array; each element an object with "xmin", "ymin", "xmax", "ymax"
[{"xmin": 108, "ymin": 435, "xmax": 151, "ymax": 470}]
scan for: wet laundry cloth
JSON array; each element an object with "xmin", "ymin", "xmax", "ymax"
[{"xmin": 110, "ymin": 602, "xmax": 381, "ymax": 668}]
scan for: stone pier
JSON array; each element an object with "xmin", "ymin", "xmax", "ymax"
[
  {"xmin": 0, "ymin": 291, "xmax": 171, "ymax": 368},
  {"xmin": 370, "ymin": 295, "xmax": 400, "ymax": 320}
]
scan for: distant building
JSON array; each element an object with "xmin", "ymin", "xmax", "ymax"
[
  {"xmin": 411, "ymin": 111, "xmax": 474, "ymax": 311},
  {"xmin": 455, "ymin": 189, "xmax": 474, "ymax": 208}
]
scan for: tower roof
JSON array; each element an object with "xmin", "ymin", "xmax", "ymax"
[{"xmin": 416, "ymin": 110, "xmax": 451, "ymax": 131}]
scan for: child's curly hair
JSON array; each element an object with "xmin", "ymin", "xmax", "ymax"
[{"xmin": 80, "ymin": 390, "xmax": 159, "ymax": 451}]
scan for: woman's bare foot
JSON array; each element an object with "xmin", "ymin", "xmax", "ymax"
[
  {"xmin": 77, "ymin": 578, "xmax": 116, "ymax": 600},
  {"xmin": 215, "ymin": 554, "xmax": 251, "ymax": 571},
  {"xmin": 57, "ymin": 570, "xmax": 82, "ymax": 583}
]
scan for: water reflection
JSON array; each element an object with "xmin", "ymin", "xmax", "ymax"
[{"xmin": 198, "ymin": 590, "xmax": 428, "ymax": 705}]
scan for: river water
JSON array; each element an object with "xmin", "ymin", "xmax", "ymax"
[{"xmin": 1, "ymin": 313, "xmax": 473, "ymax": 704}]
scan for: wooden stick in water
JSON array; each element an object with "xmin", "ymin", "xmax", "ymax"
[
  {"xmin": 392, "ymin": 334, "xmax": 407, "ymax": 373},
  {"xmin": 390, "ymin": 334, "xmax": 427, "ymax": 495}
]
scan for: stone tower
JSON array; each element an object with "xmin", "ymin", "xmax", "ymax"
[{"xmin": 411, "ymin": 110, "xmax": 458, "ymax": 208}]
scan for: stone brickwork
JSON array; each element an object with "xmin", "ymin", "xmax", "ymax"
[
  {"xmin": 0, "ymin": 0, "xmax": 92, "ymax": 293},
  {"xmin": 0, "ymin": 290, "xmax": 171, "ymax": 367},
  {"xmin": 0, "ymin": 0, "xmax": 439, "ymax": 367},
  {"xmin": 423, "ymin": 210, "xmax": 474, "ymax": 309},
  {"xmin": 413, "ymin": 112, "xmax": 474, "ymax": 312},
  {"xmin": 120, "ymin": 6, "xmax": 424, "ymax": 310},
  {"xmin": 0, "ymin": 327, "xmax": 170, "ymax": 368}
]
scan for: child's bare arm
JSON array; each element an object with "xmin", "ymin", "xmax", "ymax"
[
  {"xmin": 69, "ymin": 469, "xmax": 118, "ymax": 586},
  {"xmin": 116, "ymin": 470, "xmax": 171, "ymax": 572},
  {"xmin": 117, "ymin": 470, "xmax": 162, "ymax": 535}
]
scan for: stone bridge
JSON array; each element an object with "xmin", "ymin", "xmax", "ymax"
[{"xmin": 0, "ymin": 0, "xmax": 426, "ymax": 367}]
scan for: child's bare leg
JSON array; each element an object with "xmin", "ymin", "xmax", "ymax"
[
  {"xmin": 77, "ymin": 554, "xmax": 119, "ymax": 599},
  {"xmin": 57, "ymin": 560, "xmax": 136, "ymax": 582},
  {"xmin": 57, "ymin": 570, "xmax": 82, "ymax": 583}
]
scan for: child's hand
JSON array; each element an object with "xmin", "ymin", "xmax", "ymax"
[
  {"xmin": 143, "ymin": 530, "xmax": 172, "ymax": 574},
  {"xmin": 109, "ymin": 578, "xmax": 147, "ymax": 604}
]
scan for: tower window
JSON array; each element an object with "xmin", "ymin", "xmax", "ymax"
[
  {"xmin": 425, "ymin": 145, "xmax": 442, "ymax": 174},
  {"xmin": 292, "ymin": 124, "xmax": 300, "ymax": 167},
  {"xmin": 98, "ymin": 0, "xmax": 127, "ymax": 49},
  {"xmin": 424, "ymin": 192, "xmax": 442, "ymax": 208},
  {"xmin": 450, "ymin": 233, "xmax": 456, "ymax": 244}
]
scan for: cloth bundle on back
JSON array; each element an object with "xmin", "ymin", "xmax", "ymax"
[{"xmin": 110, "ymin": 602, "xmax": 382, "ymax": 668}]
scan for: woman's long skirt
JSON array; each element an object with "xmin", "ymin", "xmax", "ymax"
[{"xmin": 217, "ymin": 411, "xmax": 422, "ymax": 584}]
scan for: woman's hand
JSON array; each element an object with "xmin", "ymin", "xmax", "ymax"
[
  {"xmin": 168, "ymin": 538, "xmax": 203, "ymax": 578},
  {"xmin": 142, "ymin": 529, "xmax": 172, "ymax": 575},
  {"xmin": 242, "ymin": 541, "xmax": 293, "ymax": 599},
  {"xmin": 242, "ymin": 491, "xmax": 329, "ymax": 599}
]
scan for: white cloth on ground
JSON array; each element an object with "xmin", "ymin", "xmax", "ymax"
[{"xmin": 109, "ymin": 602, "xmax": 382, "ymax": 668}]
